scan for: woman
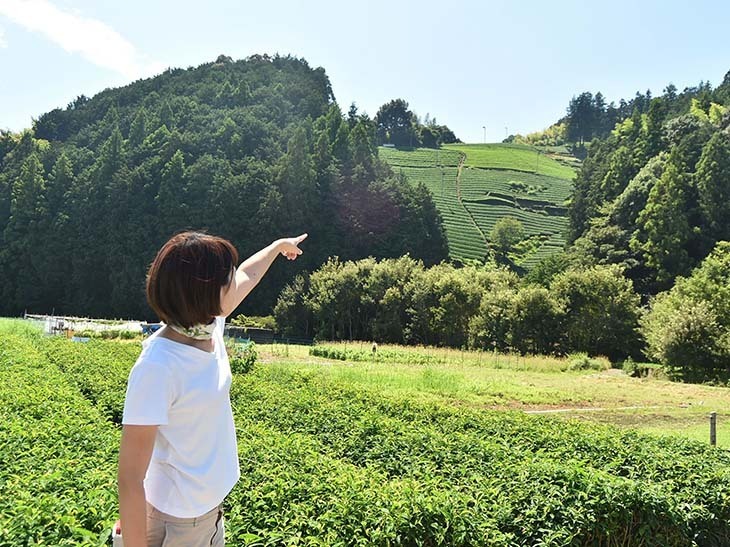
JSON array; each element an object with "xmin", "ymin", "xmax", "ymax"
[{"xmin": 117, "ymin": 231, "xmax": 307, "ymax": 547}]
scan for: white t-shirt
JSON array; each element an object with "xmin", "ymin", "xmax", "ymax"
[{"xmin": 122, "ymin": 316, "xmax": 240, "ymax": 518}]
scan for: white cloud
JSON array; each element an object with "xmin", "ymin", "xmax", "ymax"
[
  {"xmin": 0, "ymin": 0, "xmax": 163, "ymax": 79},
  {"xmin": 0, "ymin": 26, "xmax": 7, "ymax": 48}
]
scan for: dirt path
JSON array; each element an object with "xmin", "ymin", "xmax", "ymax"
[
  {"xmin": 455, "ymin": 153, "xmax": 490, "ymax": 257},
  {"xmin": 524, "ymin": 405, "xmax": 662, "ymax": 414}
]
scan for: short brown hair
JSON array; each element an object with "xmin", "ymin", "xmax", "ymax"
[{"xmin": 146, "ymin": 231, "xmax": 239, "ymax": 327}]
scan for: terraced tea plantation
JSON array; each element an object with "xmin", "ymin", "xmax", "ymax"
[
  {"xmin": 380, "ymin": 144, "xmax": 577, "ymax": 267},
  {"xmin": 3, "ymin": 319, "xmax": 730, "ymax": 546}
]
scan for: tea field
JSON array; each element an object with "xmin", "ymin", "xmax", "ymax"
[
  {"xmin": 379, "ymin": 144, "xmax": 577, "ymax": 267},
  {"xmin": 2, "ymin": 320, "xmax": 730, "ymax": 546}
]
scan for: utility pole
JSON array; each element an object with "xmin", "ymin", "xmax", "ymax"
[{"xmin": 482, "ymin": 125, "xmax": 486, "ymax": 143}]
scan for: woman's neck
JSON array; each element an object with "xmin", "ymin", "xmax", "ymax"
[{"xmin": 159, "ymin": 326, "xmax": 215, "ymax": 352}]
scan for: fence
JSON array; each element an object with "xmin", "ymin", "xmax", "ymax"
[
  {"xmin": 224, "ymin": 325, "xmax": 313, "ymax": 345},
  {"xmin": 24, "ymin": 313, "xmax": 142, "ymax": 335}
]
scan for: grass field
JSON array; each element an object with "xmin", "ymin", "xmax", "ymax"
[
  {"xmin": 379, "ymin": 144, "xmax": 578, "ymax": 267},
  {"xmin": 4, "ymin": 321, "xmax": 730, "ymax": 545},
  {"xmin": 264, "ymin": 341, "xmax": 730, "ymax": 449},
  {"xmin": 443, "ymin": 143, "xmax": 577, "ymax": 181}
]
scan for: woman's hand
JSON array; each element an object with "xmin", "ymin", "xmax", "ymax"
[{"xmin": 277, "ymin": 233, "xmax": 308, "ymax": 260}]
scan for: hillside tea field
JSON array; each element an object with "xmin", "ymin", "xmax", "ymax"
[
  {"xmin": 2, "ymin": 320, "xmax": 730, "ymax": 546},
  {"xmin": 380, "ymin": 145, "xmax": 575, "ymax": 267}
]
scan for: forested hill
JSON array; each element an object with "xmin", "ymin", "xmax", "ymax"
[
  {"xmin": 566, "ymin": 69, "xmax": 730, "ymax": 295},
  {"xmin": 0, "ymin": 54, "xmax": 448, "ymax": 320}
]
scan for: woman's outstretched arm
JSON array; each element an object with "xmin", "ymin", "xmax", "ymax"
[{"xmin": 220, "ymin": 234, "xmax": 307, "ymax": 317}]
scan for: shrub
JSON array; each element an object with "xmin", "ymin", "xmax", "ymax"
[
  {"xmin": 468, "ymin": 286, "xmax": 516, "ymax": 351},
  {"xmin": 226, "ymin": 339, "xmax": 257, "ymax": 374},
  {"xmin": 0, "ymin": 332, "xmax": 120, "ymax": 544},
  {"xmin": 5, "ymin": 321, "xmax": 730, "ymax": 545},
  {"xmin": 642, "ymin": 241, "xmax": 730, "ymax": 378},
  {"xmin": 551, "ymin": 265, "xmax": 642, "ymax": 360},
  {"xmin": 643, "ymin": 296, "xmax": 728, "ymax": 377},
  {"xmin": 73, "ymin": 329, "xmax": 99, "ymax": 338},
  {"xmin": 230, "ymin": 314, "xmax": 277, "ymax": 330},
  {"xmin": 310, "ymin": 345, "xmax": 348, "ymax": 361},
  {"xmin": 567, "ymin": 352, "xmax": 611, "ymax": 371},
  {"xmin": 621, "ymin": 358, "xmax": 665, "ymax": 378}
]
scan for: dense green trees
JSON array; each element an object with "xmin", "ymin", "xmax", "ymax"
[
  {"xmin": 5, "ymin": 53, "xmax": 730, "ymax": 377},
  {"xmin": 274, "ymin": 67, "xmax": 730, "ymax": 374},
  {"xmin": 0, "ymin": 55, "xmax": 448, "ymax": 319},
  {"xmin": 567, "ymin": 71, "xmax": 730, "ymax": 294},
  {"xmin": 551, "ymin": 266, "xmax": 642, "ymax": 360},
  {"xmin": 634, "ymin": 161, "xmax": 695, "ymax": 284},
  {"xmin": 276, "ymin": 257, "xmax": 642, "ymax": 360},
  {"xmin": 553, "ymin": 70, "xmax": 730, "ymax": 375},
  {"xmin": 562, "ymin": 81, "xmax": 721, "ymax": 147},
  {"xmin": 696, "ymin": 132, "xmax": 730, "ymax": 241},
  {"xmin": 375, "ymin": 99, "xmax": 417, "ymax": 148},
  {"xmin": 375, "ymin": 99, "xmax": 459, "ymax": 148}
]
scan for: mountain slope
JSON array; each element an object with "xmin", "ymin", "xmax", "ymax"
[
  {"xmin": 380, "ymin": 144, "xmax": 577, "ymax": 267},
  {"xmin": 0, "ymin": 55, "xmax": 447, "ymax": 319}
]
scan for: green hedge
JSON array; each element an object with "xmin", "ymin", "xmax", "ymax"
[{"xmin": 310, "ymin": 344, "xmax": 445, "ymax": 365}]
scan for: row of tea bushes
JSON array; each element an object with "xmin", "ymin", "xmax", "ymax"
[
  {"xmin": 226, "ymin": 424, "xmax": 511, "ymax": 545},
  {"xmin": 42, "ymin": 336, "xmax": 142, "ymax": 424},
  {"xmin": 0, "ymin": 332, "xmax": 120, "ymax": 545},
  {"xmin": 228, "ymin": 366, "xmax": 730, "ymax": 545},
  {"xmin": 4, "ymin": 325, "xmax": 730, "ymax": 545}
]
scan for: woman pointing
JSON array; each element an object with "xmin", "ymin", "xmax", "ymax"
[{"xmin": 117, "ymin": 231, "xmax": 307, "ymax": 546}]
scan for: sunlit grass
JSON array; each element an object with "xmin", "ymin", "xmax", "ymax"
[
  {"xmin": 269, "ymin": 340, "xmax": 577, "ymax": 372},
  {"xmin": 444, "ymin": 143, "xmax": 576, "ymax": 180},
  {"xmin": 258, "ymin": 341, "xmax": 730, "ymax": 448}
]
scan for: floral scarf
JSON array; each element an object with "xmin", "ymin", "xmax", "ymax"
[{"xmin": 166, "ymin": 318, "xmax": 217, "ymax": 340}]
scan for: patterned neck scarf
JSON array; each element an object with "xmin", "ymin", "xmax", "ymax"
[{"xmin": 166, "ymin": 318, "xmax": 216, "ymax": 340}]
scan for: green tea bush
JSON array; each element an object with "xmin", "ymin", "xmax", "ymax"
[
  {"xmin": 0, "ymin": 333, "xmax": 119, "ymax": 546},
  {"xmin": 226, "ymin": 366, "xmax": 730, "ymax": 545},
  {"xmin": 73, "ymin": 329, "xmax": 98, "ymax": 338},
  {"xmin": 43, "ymin": 336, "xmax": 140, "ymax": 424},
  {"xmin": 0, "ymin": 318, "xmax": 43, "ymax": 336},
  {"xmin": 310, "ymin": 345, "xmax": 349, "ymax": 360},
  {"xmin": 99, "ymin": 329, "xmax": 139, "ymax": 340}
]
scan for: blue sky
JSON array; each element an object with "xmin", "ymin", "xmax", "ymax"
[{"xmin": 1, "ymin": 0, "xmax": 729, "ymax": 143}]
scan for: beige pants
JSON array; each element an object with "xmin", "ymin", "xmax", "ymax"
[{"xmin": 146, "ymin": 501, "xmax": 225, "ymax": 547}]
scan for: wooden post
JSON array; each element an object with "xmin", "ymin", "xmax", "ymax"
[{"xmin": 710, "ymin": 412, "xmax": 717, "ymax": 447}]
